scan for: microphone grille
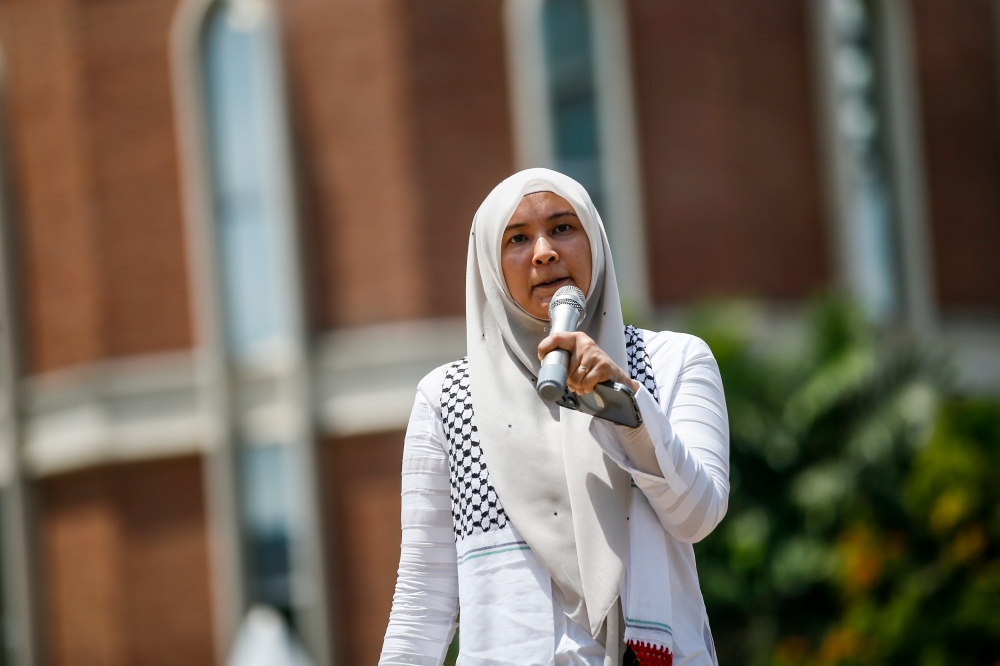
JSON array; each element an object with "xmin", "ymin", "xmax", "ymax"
[{"xmin": 548, "ymin": 285, "xmax": 586, "ymax": 322}]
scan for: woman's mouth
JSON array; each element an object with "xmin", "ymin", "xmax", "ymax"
[{"xmin": 535, "ymin": 276, "xmax": 570, "ymax": 290}]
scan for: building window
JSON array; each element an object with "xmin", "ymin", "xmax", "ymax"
[
  {"xmin": 202, "ymin": 0, "xmax": 295, "ymax": 359},
  {"xmin": 202, "ymin": 0, "xmax": 301, "ymax": 619},
  {"xmin": 238, "ymin": 444, "xmax": 299, "ymax": 612},
  {"xmin": 505, "ymin": 0, "xmax": 649, "ymax": 314},
  {"xmin": 175, "ymin": 0, "xmax": 331, "ymax": 659},
  {"xmin": 543, "ymin": 0, "xmax": 603, "ymax": 212},
  {"xmin": 199, "ymin": 0, "xmax": 325, "ymax": 632},
  {"xmin": 828, "ymin": 0, "xmax": 900, "ymax": 321},
  {"xmin": 816, "ymin": 0, "xmax": 942, "ymax": 332}
]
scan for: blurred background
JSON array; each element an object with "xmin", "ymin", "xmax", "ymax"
[{"xmin": 0, "ymin": 0, "xmax": 997, "ymax": 664}]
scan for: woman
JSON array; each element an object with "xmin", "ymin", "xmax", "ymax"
[{"xmin": 380, "ymin": 169, "xmax": 729, "ymax": 665}]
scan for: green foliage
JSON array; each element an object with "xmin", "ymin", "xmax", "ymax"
[{"xmin": 691, "ymin": 297, "xmax": 1000, "ymax": 666}]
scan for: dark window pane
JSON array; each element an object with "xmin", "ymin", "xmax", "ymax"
[{"xmin": 543, "ymin": 0, "xmax": 604, "ymax": 213}]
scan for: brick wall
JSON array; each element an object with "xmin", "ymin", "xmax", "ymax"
[
  {"xmin": 911, "ymin": 0, "xmax": 1000, "ymax": 311},
  {"xmin": 283, "ymin": 0, "xmax": 511, "ymax": 328},
  {"xmin": 400, "ymin": 0, "xmax": 514, "ymax": 317},
  {"xmin": 282, "ymin": 0, "xmax": 429, "ymax": 327},
  {"xmin": 73, "ymin": 0, "xmax": 193, "ymax": 357},
  {"xmin": 0, "ymin": 0, "xmax": 110, "ymax": 371},
  {"xmin": 628, "ymin": 0, "xmax": 830, "ymax": 304},
  {"xmin": 0, "ymin": 0, "xmax": 192, "ymax": 373},
  {"xmin": 38, "ymin": 456, "xmax": 215, "ymax": 666},
  {"xmin": 322, "ymin": 430, "xmax": 407, "ymax": 665},
  {"xmin": 0, "ymin": 0, "xmax": 510, "ymax": 362}
]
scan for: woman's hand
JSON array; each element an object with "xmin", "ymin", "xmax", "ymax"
[{"xmin": 538, "ymin": 332, "xmax": 639, "ymax": 395}]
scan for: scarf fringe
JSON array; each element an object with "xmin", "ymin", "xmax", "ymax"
[{"xmin": 626, "ymin": 640, "xmax": 673, "ymax": 666}]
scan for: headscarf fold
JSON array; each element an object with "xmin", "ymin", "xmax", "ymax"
[{"xmin": 466, "ymin": 168, "xmax": 631, "ymax": 638}]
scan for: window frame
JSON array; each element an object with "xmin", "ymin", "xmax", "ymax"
[
  {"xmin": 0, "ymin": 43, "xmax": 42, "ymax": 666},
  {"xmin": 505, "ymin": 0, "xmax": 650, "ymax": 317},
  {"xmin": 169, "ymin": 2, "xmax": 333, "ymax": 663},
  {"xmin": 810, "ymin": 0, "xmax": 937, "ymax": 332}
]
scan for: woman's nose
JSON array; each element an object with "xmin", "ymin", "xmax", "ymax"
[{"xmin": 532, "ymin": 238, "xmax": 558, "ymax": 265}]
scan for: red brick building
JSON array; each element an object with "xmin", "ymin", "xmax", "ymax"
[{"xmin": 0, "ymin": 0, "xmax": 996, "ymax": 664}]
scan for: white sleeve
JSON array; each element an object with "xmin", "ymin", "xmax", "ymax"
[
  {"xmin": 613, "ymin": 335, "xmax": 730, "ymax": 543},
  {"xmin": 379, "ymin": 384, "xmax": 459, "ymax": 666}
]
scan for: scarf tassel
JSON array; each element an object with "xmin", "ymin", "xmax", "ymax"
[{"xmin": 625, "ymin": 640, "xmax": 673, "ymax": 666}]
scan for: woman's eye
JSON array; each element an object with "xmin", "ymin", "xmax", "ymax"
[
  {"xmin": 509, "ymin": 234, "xmax": 528, "ymax": 244},
  {"xmin": 553, "ymin": 224, "xmax": 571, "ymax": 234}
]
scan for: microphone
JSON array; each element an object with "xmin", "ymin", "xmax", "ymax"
[{"xmin": 536, "ymin": 285, "xmax": 586, "ymax": 401}]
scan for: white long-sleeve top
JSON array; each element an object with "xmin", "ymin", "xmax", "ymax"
[{"xmin": 380, "ymin": 330, "xmax": 729, "ymax": 666}]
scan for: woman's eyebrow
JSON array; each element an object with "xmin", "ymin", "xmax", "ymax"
[{"xmin": 505, "ymin": 211, "xmax": 577, "ymax": 232}]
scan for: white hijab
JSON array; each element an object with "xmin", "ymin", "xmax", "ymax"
[{"xmin": 466, "ymin": 168, "xmax": 631, "ymax": 637}]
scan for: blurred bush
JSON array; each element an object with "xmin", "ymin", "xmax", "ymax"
[{"xmin": 691, "ymin": 298, "xmax": 1000, "ymax": 666}]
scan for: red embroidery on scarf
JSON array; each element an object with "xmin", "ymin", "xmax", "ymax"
[{"xmin": 627, "ymin": 640, "xmax": 673, "ymax": 666}]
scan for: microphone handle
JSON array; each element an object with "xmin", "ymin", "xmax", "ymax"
[
  {"xmin": 536, "ymin": 306, "xmax": 582, "ymax": 401},
  {"xmin": 537, "ymin": 350, "xmax": 570, "ymax": 401}
]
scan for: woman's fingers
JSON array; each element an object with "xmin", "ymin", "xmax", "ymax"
[
  {"xmin": 571, "ymin": 357, "xmax": 614, "ymax": 394},
  {"xmin": 568, "ymin": 359, "xmax": 593, "ymax": 392},
  {"xmin": 566, "ymin": 342, "xmax": 614, "ymax": 394},
  {"xmin": 539, "ymin": 332, "xmax": 628, "ymax": 395},
  {"xmin": 538, "ymin": 331, "xmax": 581, "ymax": 360}
]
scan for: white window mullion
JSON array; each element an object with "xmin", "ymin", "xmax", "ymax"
[
  {"xmin": 876, "ymin": 0, "xmax": 937, "ymax": 333},
  {"xmin": 505, "ymin": 0, "xmax": 650, "ymax": 317},
  {"xmin": 505, "ymin": 0, "xmax": 555, "ymax": 170},
  {"xmin": 810, "ymin": 0, "xmax": 936, "ymax": 330},
  {"xmin": 589, "ymin": 0, "xmax": 650, "ymax": 317},
  {"xmin": 172, "ymin": 1, "xmax": 333, "ymax": 663},
  {"xmin": 0, "ymin": 46, "xmax": 41, "ymax": 666}
]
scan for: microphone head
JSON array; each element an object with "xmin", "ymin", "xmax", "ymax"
[{"xmin": 547, "ymin": 285, "xmax": 586, "ymax": 323}]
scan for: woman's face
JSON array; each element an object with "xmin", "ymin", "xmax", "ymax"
[{"xmin": 501, "ymin": 191, "xmax": 593, "ymax": 319}]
